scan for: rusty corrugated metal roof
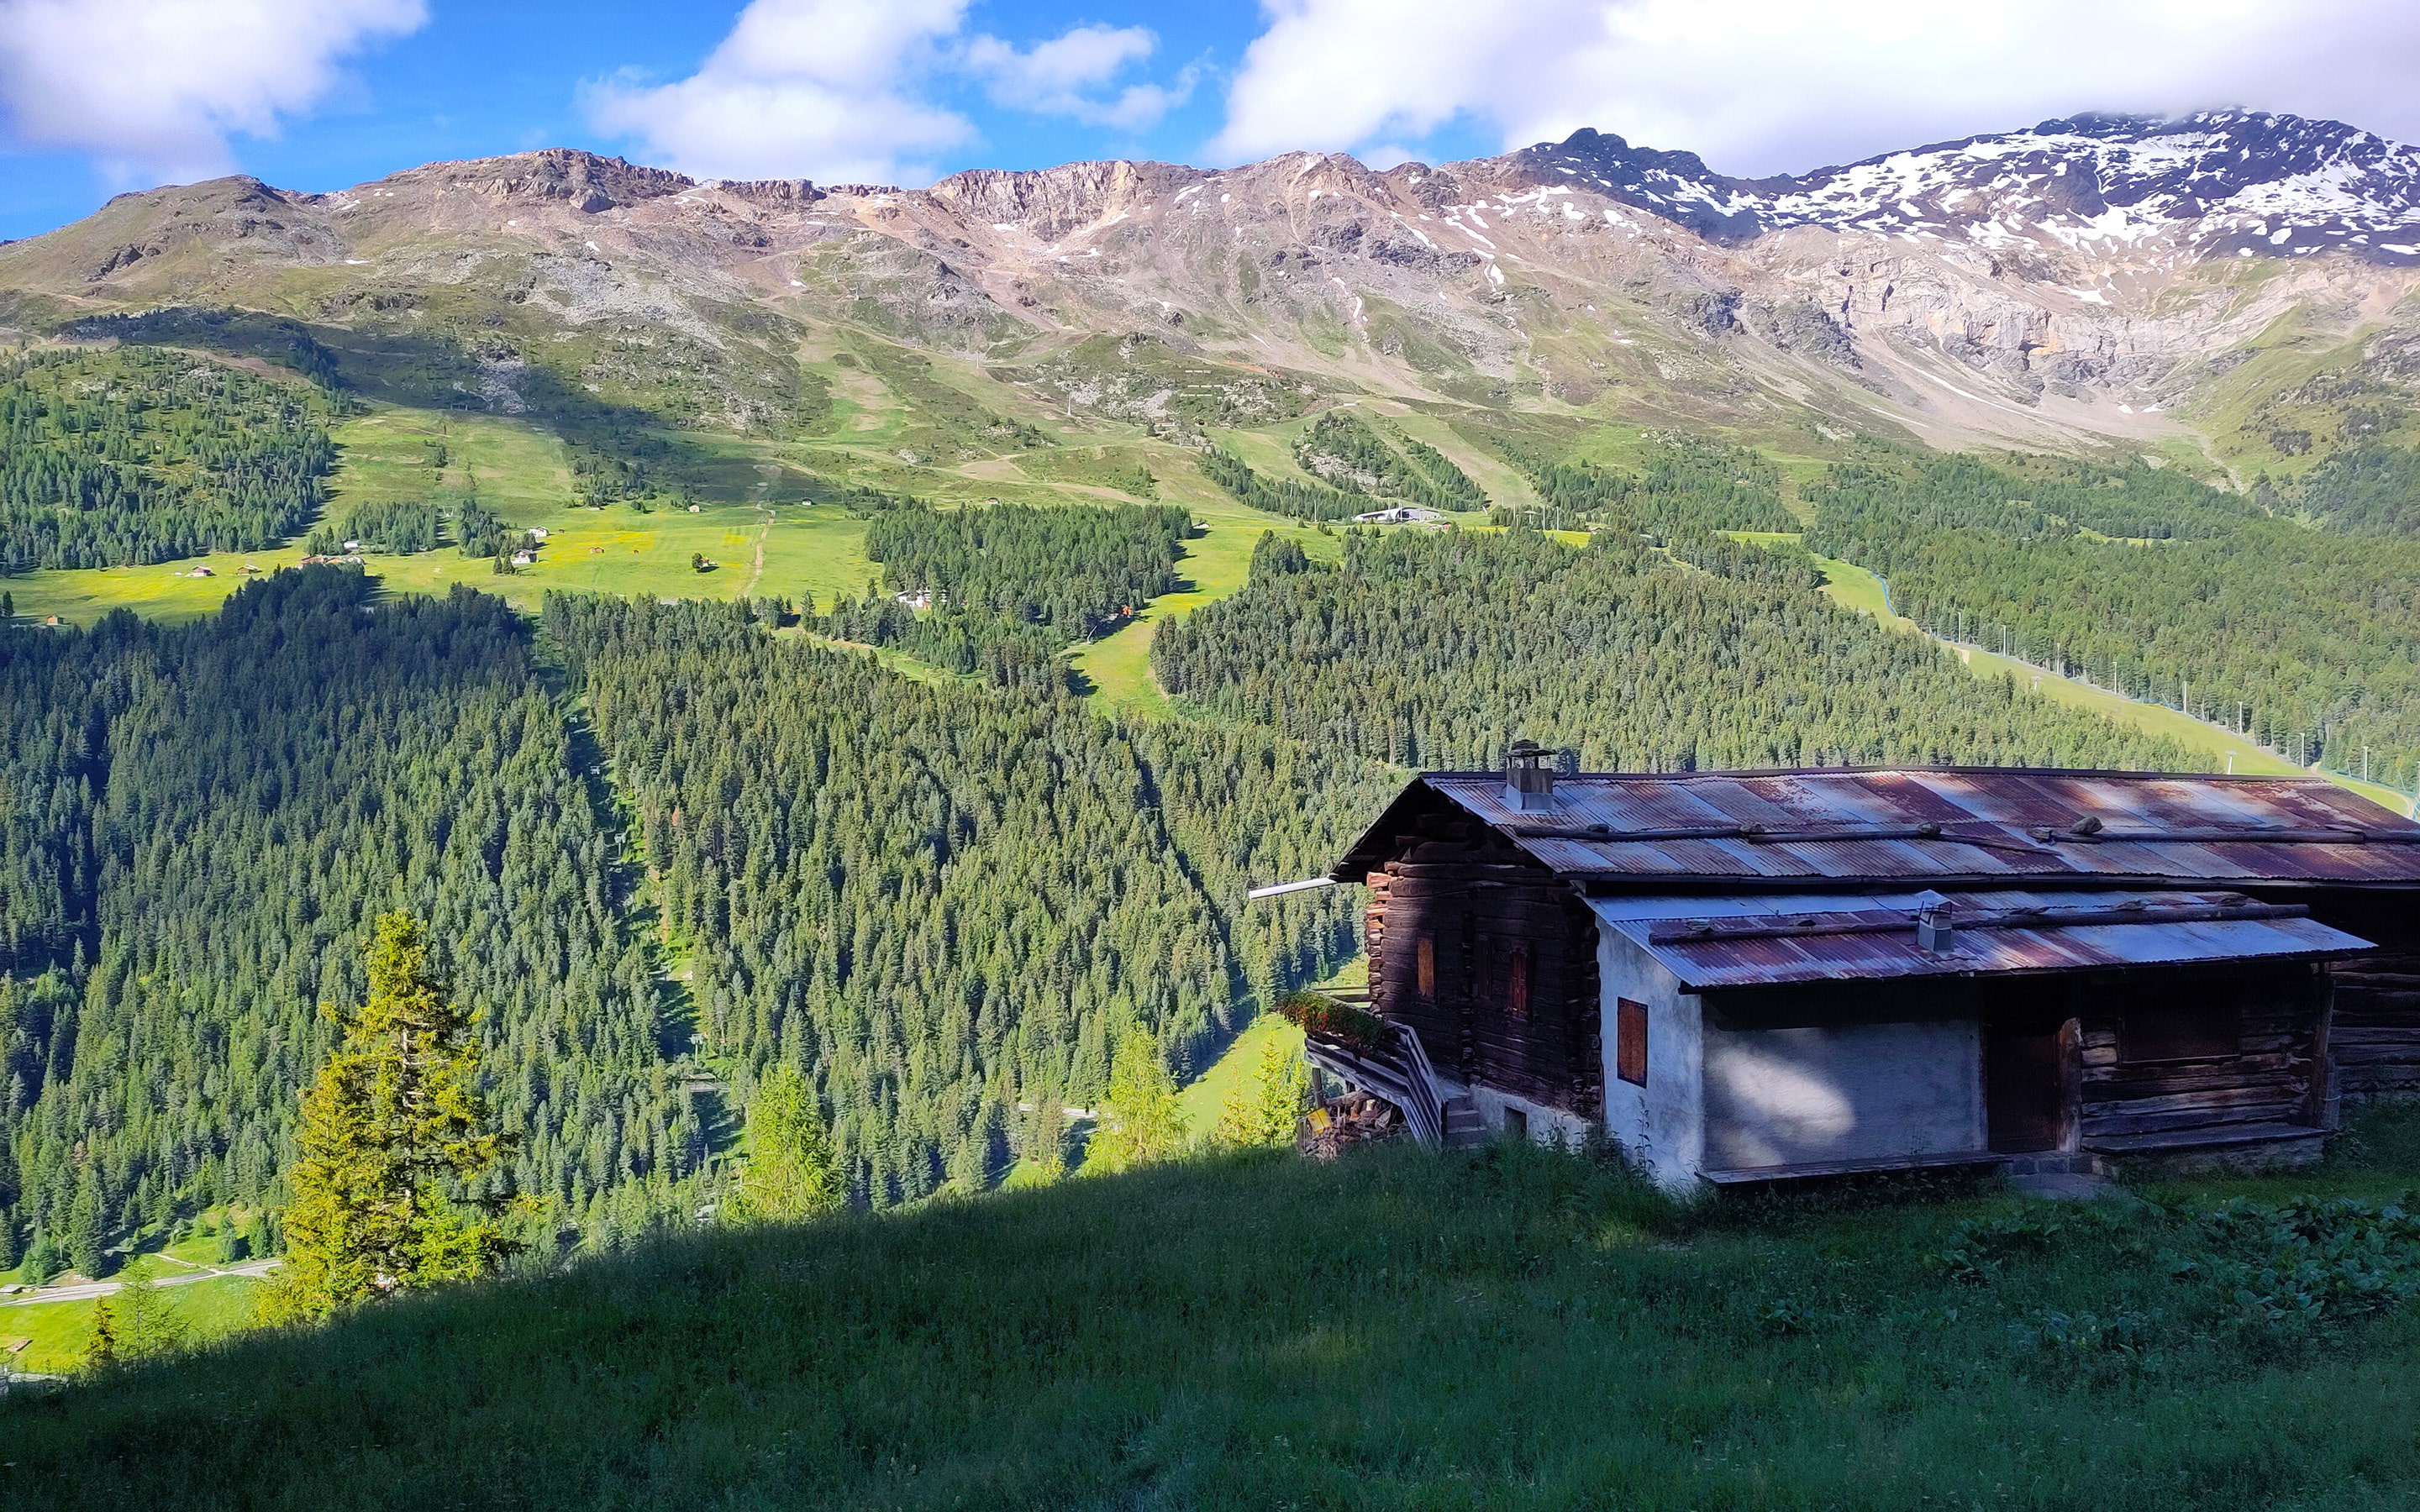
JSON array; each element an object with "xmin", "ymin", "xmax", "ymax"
[
  {"xmin": 1340, "ymin": 768, "xmax": 2420, "ymax": 888},
  {"xmin": 1590, "ymin": 887, "xmax": 2373, "ymax": 990}
]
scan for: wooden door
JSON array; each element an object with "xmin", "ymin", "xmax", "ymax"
[{"xmin": 1986, "ymin": 1022, "xmax": 2064, "ymax": 1153}]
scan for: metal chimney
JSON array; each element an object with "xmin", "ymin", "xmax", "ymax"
[
  {"xmin": 1505, "ymin": 738, "xmax": 1558, "ymax": 811},
  {"xmin": 1914, "ymin": 890, "xmax": 1955, "ymax": 953}
]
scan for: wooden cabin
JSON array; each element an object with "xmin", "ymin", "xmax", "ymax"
[{"xmin": 1319, "ymin": 753, "xmax": 2420, "ymax": 1186}]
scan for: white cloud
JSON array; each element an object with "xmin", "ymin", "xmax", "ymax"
[
  {"xmin": 964, "ymin": 24, "xmax": 1193, "ymax": 133},
  {"xmin": 1213, "ymin": 0, "xmax": 2420, "ymax": 175},
  {"xmin": 0, "ymin": 0, "xmax": 426, "ymax": 184},
  {"xmin": 586, "ymin": 0, "xmax": 973, "ymax": 186},
  {"xmin": 590, "ymin": 3, "xmax": 1192, "ymax": 186}
]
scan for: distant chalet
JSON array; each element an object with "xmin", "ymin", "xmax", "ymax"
[{"xmin": 1313, "ymin": 751, "xmax": 2420, "ymax": 1187}]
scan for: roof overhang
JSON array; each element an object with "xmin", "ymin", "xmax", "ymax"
[
  {"xmin": 1590, "ymin": 888, "xmax": 2374, "ymax": 991},
  {"xmin": 1408, "ymin": 767, "xmax": 2420, "ymax": 890}
]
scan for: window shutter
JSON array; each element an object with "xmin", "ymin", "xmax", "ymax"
[{"xmin": 1616, "ymin": 998, "xmax": 1648, "ymax": 1086}]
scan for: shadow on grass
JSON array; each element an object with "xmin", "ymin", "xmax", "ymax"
[{"xmin": 10, "ymin": 1112, "xmax": 2420, "ymax": 1510}]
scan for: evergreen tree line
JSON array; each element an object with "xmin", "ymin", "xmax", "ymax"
[
  {"xmin": 1809, "ymin": 448, "xmax": 2255, "ymax": 544},
  {"xmin": 308, "ymin": 500, "xmax": 443, "ymax": 555},
  {"xmin": 1292, "ymin": 412, "xmax": 1486, "ymax": 512},
  {"xmin": 2294, "ymin": 444, "xmax": 2420, "ymax": 537},
  {"xmin": 0, "ymin": 347, "xmax": 337, "ymax": 571},
  {"xmin": 450, "ymin": 499, "xmax": 524, "ymax": 561},
  {"xmin": 862, "ymin": 501, "xmax": 1191, "ymax": 640},
  {"xmin": 1803, "ymin": 447, "xmax": 2420, "ymax": 790},
  {"xmin": 815, "ymin": 500, "xmax": 1194, "ymax": 690},
  {"xmin": 813, "ymin": 593, "xmax": 1071, "ymax": 691},
  {"xmin": 1198, "ymin": 447, "xmax": 1365, "ymax": 522},
  {"xmin": 1491, "ymin": 434, "xmax": 1802, "ymax": 537},
  {"xmin": 0, "ymin": 570, "xmax": 697, "ymax": 1279},
  {"xmin": 1153, "ymin": 526, "xmax": 2199, "ymax": 775},
  {"xmin": 544, "ymin": 594, "xmax": 1381, "ymax": 1205}
]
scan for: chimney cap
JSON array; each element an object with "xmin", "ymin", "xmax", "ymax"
[
  {"xmin": 1914, "ymin": 890, "xmax": 1955, "ymax": 953},
  {"xmin": 1505, "ymin": 738, "xmax": 1558, "ymax": 810}
]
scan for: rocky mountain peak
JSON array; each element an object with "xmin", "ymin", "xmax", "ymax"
[
  {"xmin": 929, "ymin": 160, "xmax": 1203, "ymax": 241},
  {"xmin": 386, "ymin": 149, "xmax": 696, "ymax": 213},
  {"xmin": 1510, "ymin": 109, "xmax": 2420, "ymax": 264}
]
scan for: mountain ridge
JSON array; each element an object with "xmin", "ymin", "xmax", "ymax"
[{"xmin": 4, "ymin": 109, "xmax": 2417, "ymax": 472}]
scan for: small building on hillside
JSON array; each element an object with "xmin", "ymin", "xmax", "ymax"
[{"xmin": 1310, "ymin": 750, "xmax": 2420, "ymax": 1186}]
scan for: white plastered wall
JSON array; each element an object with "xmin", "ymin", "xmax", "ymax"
[
  {"xmin": 1595, "ymin": 924, "xmax": 1704, "ymax": 1189},
  {"xmin": 1700, "ymin": 1018, "xmax": 1986, "ymax": 1172},
  {"xmin": 1470, "ymin": 1084, "xmax": 1594, "ymax": 1147}
]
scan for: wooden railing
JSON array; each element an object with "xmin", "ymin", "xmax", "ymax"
[
  {"xmin": 1297, "ymin": 1016, "xmax": 1447, "ymax": 1151},
  {"xmin": 1389, "ymin": 1021, "xmax": 1447, "ymax": 1151}
]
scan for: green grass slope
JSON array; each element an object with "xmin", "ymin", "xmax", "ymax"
[{"xmin": 9, "ymin": 1113, "xmax": 2420, "ymax": 1510}]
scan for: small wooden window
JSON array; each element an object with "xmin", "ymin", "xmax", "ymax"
[
  {"xmin": 1505, "ymin": 943, "xmax": 1532, "ymax": 1019},
  {"xmin": 1416, "ymin": 933, "xmax": 1436, "ymax": 999},
  {"xmin": 1616, "ymin": 997, "xmax": 1649, "ymax": 1086},
  {"xmin": 2120, "ymin": 1001, "xmax": 2240, "ymax": 1064}
]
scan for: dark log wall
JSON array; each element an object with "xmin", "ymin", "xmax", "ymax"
[
  {"xmin": 1365, "ymin": 806, "xmax": 1601, "ymax": 1116},
  {"xmin": 2308, "ymin": 890, "xmax": 2420, "ymax": 1102},
  {"xmin": 2074, "ymin": 963, "xmax": 2332, "ymax": 1144}
]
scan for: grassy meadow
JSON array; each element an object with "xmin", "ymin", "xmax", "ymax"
[
  {"xmin": 6, "ymin": 1108, "xmax": 2419, "ymax": 1509},
  {"xmin": 3, "ymin": 1272, "xmax": 262, "ymax": 1378}
]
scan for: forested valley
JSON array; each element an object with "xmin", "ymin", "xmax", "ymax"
[
  {"xmin": 0, "ymin": 566, "xmax": 1376, "ymax": 1263},
  {"xmin": 7, "ymin": 335, "xmax": 2420, "ymax": 1282},
  {"xmin": 1802, "ymin": 444, "xmax": 2420, "ymax": 789},
  {"xmin": 1154, "ymin": 525, "xmax": 2196, "ymax": 774},
  {"xmin": 0, "ymin": 347, "xmax": 338, "ymax": 572}
]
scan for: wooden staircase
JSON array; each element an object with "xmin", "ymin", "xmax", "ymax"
[
  {"xmin": 1297, "ymin": 1015, "xmax": 1453, "ymax": 1151},
  {"xmin": 1441, "ymin": 1095, "xmax": 1488, "ymax": 1149}
]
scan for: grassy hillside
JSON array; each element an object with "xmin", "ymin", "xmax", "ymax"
[{"xmin": 8, "ymin": 1113, "xmax": 2420, "ymax": 1509}]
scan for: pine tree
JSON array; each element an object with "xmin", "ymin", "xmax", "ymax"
[
  {"xmin": 1086, "ymin": 1027, "xmax": 1186, "ymax": 1173},
  {"xmin": 256, "ymin": 914, "xmax": 516, "ymax": 1323},
  {"xmin": 113, "ymin": 1266, "xmax": 188, "ymax": 1360},
  {"xmin": 1026, "ymin": 1096, "xmax": 1069, "ymax": 1184},
  {"xmin": 0, "ymin": 1208, "xmax": 17, "ymax": 1273},
  {"xmin": 66, "ymin": 1167, "xmax": 103, "ymax": 1278},
  {"xmin": 724, "ymin": 1065, "xmax": 843, "ymax": 1223},
  {"xmin": 1216, "ymin": 1031, "xmax": 1312, "ymax": 1147},
  {"xmin": 81, "ymin": 1297, "xmax": 116, "ymax": 1373}
]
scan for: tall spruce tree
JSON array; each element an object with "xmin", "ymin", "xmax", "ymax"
[
  {"xmin": 1216, "ymin": 1032, "xmax": 1313, "ymax": 1148},
  {"xmin": 66, "ymin": 1168, "xmax": 103, "ymax": 1278},
  {"xmin": 112, "ymin": 1267, "xmax": 188, "ymax": 1361},
  {"xmin": 724, "ymin": 1066, "xmax": 843, "ymax": 1224},
  {"xmin": 1086, "ymin": 1027, "xmax": 1186, "ymax": 1173},
  {"xmin": 257, "ymin": 914, "xmax": 514, "ymax": 1322},
  {"xmin": 80, "ymin": 1298, "xmax": 115, "ymax": 1373}
]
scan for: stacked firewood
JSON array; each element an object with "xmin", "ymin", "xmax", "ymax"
[{"xmin": 1297, "ymin": 1093, "xmax": 1403, "ymax": 1159}]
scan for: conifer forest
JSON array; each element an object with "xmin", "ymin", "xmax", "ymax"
[{"xmin": 0, "ymin": 328, "xmax": 2416, "ymax": 1301}]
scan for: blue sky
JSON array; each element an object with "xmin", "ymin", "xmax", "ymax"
[{"xmin": 3, "ymin": 0, "xmax": 2417, "ymax": 243}]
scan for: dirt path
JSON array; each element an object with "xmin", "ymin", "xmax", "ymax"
[{"xmin": 739, "ymin": 507, "xmax": 771, "ymax": 598}]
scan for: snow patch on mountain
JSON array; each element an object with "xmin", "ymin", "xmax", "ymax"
[{"xmin": 1515, "ymin": 110, "xmax": 2420, "ymax": 265}]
